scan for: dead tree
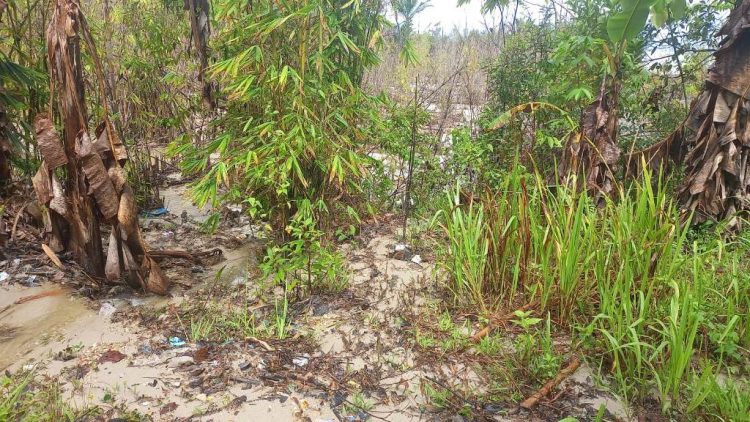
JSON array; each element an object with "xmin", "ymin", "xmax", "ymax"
[
  {"xmin": 629, "ymin": 0, "xmax": 750, "ymax": 226},
  {"xmin": 32, "ymin": 0, "xmax": 169, "ymax": 294},
  {"xmin": 185, "ymin": 0, "xmax": 214, "ymax": 109},
  {"xmin": 558, "ymin": 77, "xmax": 622, "ymax": 203}
]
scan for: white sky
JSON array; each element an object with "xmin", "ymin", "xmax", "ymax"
[{"xmin": 412, "ymin": 0, "xmax": 488, "ymax": 32}]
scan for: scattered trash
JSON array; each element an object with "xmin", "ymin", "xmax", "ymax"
[
  {"xmin": 231, "ymin": 275, "xmax": 246, "ymax": 286},
  {"xmin": 22, "ymin": 364, "xmax": 35, "ymax": 371},
  {"xmin": 140, "ymin": 344, "xmax": 153, "ymax": 354},
  {"xmin": 99, "ymin": 349, "xmax": 127, "ymax": 364},
  {"xmin": 54, "ymin": 344, "xmax": 83, "ymax": 361},
  {"xmin": 191, "ymin": 266, "xmax": 205, "ymax": 274},
  {"xmin": 169, "ymin": 337, "xmax": 187, "ymax": 347},
  {"xmin": 162, "ymin": 231, "xmax": 175, "ymax": 238},
  {"xmin": 98, "ymin": 302, "xmax": 117, "ymax": 318},
  {"xmin": 129, "ymin": 298, "xmax": 146, "ymax": 307},
  {"xmin": 227, "ymin": 204, "xmax": 243, "ymax": 213},
  {"xmin": 392, "ymin": 243, "xmax": 414, "ymax": 260},
  {"xmin": 238, "ymin": 361, "xmax": 252, "ymax": 371},
  {"xmin": 0, "ymin": 271, "xmax": 9, "ymax": 283},
  {"xmin": 142, "ymin": 207, "xmax": 169, "ymax": 218},
  {"xmin": 411, "ymin": 254, "xmax": 422, "ymax": 264},
  {"xmin": 24, "ymin": 275, "xmax": 39, "ymax": 287},
  {"xmin": 292, "ymin": 356, "xmax": 309, "ymax": 367}
]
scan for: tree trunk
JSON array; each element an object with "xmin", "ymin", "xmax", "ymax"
[
  {"xmin": 47, "ymin": 0, "xmax": 105, "ymax": 275},
  {"xmin": 629, "ymin": 0, "xmax": 750, "ymax": 227},
  {"xmin": 38, "ymin": 0, "xmax": 169, "ymax": 294},
  {"xmin": 558, "ymin": 75, "xmax": 622, "ymax": 203},
  {"xmin": 185, "ymin": 0, "xmax": 214, "ymax": 109}
]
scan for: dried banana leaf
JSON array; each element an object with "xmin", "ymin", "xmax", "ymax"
[{"xmin": 34, "ymin": 114, "xmax": 68, "ymax": 169}]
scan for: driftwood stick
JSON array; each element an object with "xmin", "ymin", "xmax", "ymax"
[
  {"xmin": 520, "ymin": 357, "xmax": 581, "ymax": 409},
  {"xmin": 148, "ymin": 248, "xmax": 223, "ymax": 261}
]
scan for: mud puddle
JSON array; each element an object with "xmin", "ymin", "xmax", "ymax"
[{"xmin": 0, "ymin": 283, "xmax": 93, "ymax": 370}]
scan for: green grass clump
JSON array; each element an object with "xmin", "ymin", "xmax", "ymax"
[{"xmin": 433, "ymin": 169, "xmax": 750, "ymax": 418}]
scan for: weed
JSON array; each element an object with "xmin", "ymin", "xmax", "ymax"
[
  {"xmin": 344, "ymin": 391, "xmax": 374, "ymax": 415},
  {"xmin": 0, "ymin": 372, "xmax": 100, "ymax": 421}
]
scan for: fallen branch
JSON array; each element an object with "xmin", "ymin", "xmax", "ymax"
[
  {"xmin": 14, "ymin": 289, "xmax": 64, "ymax": 304},
  {"xmin": 520, "ymin": 357, "xmax": 581, "ymax": 409},
  {"xmin": 148, "ymin": 248, "xmax": 223, "ymax": 262},
  {"xmin": 42, "ymin": 243, "xmax": 64, "ymax": 268},
  {"xmin": 246, "ymin": 336, "xmax": 274, "ymax": 352},
  {"xmin": 9, "ymin": 200, "xmax": 30, "ymax": 244}
]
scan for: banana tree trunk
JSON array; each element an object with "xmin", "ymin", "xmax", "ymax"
[{"xmin": 629, "ymin": 0, "xmax": 750, "ymax": 226}]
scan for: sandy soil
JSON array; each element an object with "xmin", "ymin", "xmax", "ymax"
[{"xmin": 0, "ymin": 184, "xmax": 634, "ymax": 421}]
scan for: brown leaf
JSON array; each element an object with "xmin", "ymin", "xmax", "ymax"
[
  {"xmin": 105, "ymin": 230, "xmax": 121, "ymax": 281},
  {"xmin": 118, "ymin": 186, "xmax": 139, "ymax": 238},
  {"xmin": 98, "ymin": 349, "xmax": 126, "ymax": 364},
  {"xmin": 77, "ymin": 132, "xmax": 119, "ymax": 220},
  {"xmin": 42, "ymin": 243, "xmax": 64, "ymax": 268},
  {"xmin": 33, "ymin": 114, "xmax": 68, "ymax": 169},
  {"xmin": 160, "ymin": 402, "xmax": 178, "ymax": 415},
  {"xmin": 94, "ymin": 121, "xmax": 128, "ymax": 162},
  {"xmin": 32, "ymin": 162, "xmax": 53, "ymax": 205},
  {"xmin": 193, "ymin": 347, "xmax": 209, "ymax": 363},
  {"xmin": 141, "ymin": 256, "xmax": 170, "ymax": 296}
]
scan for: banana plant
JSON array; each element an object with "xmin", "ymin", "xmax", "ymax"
[{"xmin": 607, "ymin": 0, "xmax": 687, "ymax": 44}]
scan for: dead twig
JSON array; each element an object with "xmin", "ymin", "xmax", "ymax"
[
  {"xmin": 9, "ymin": 200, "xmax": 30, "ymax": 244},
  {"xmin": 520, "ymin": 357, "xmax": 581, "ymax": 409},
  {"xmin": 14, "ymin": 289, "xmax": 64, "ymax": 305},
  {"xmin": 470, "ymin": 302, "xmax": 535, "ymax": 343},
  {"xmin": 246, "ymin": 336, "xmax": 275, "ymax": 352}
]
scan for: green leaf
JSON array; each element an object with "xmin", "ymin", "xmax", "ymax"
[
  {"xmin": 651, "ymin": 0, "xmax": 668, "ymax": 27},
  {"xmin": 607, "ymin": 0, "xmax": 656, "ymax": 43},
  {"xmin": 669, "ymin": 0, "xmax": 687, "ymax": 20}
]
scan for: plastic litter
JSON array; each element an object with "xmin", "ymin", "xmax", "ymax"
[
  {"xmin": 411, "ymin": 254, "xmax": 422, "ymax": 264},
  {"xmin": 98, "ymin": 302, "xmax": 117, "ymax": 317},
  {"xmin": 394, "ymin": 244, "xmax": 407, "ymax": 252},
  {"xmin": 292, "ymin": 355, "xmax": 309, "ymax": 367},
  {"xmin": 0, "ymin": 271, "xmax": 9, "ymax": 283},
  {"xmin": 142, "ymin": 207, "xmax": 169, "ymax": 218},
  {"xmin": 25, "ymin": 275, "xmax": 39, "ymax": 287},
  {"xmin": 169, "ymin": 337, "xmax": 187, "ymax": 347}
]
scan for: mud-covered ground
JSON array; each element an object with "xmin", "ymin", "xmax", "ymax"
[{"xmin": 1, "ymin": 183, "xmax": 633, "ymax": 421}]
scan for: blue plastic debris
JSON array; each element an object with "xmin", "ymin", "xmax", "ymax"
[
  {"xmin": 142, "ymin": 207, "xmax": 169, "ymax": 218},
  {"xmin": 169, "ymin": 337, "xmax": 186, "ymax": 347}
]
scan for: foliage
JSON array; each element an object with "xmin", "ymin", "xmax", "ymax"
[
  {"xmin": 174, "ymin": 0, "xmax": 385, "ymax": 233},
  {"xmin": 433, "ymin": 165, "xmax": 750, "ymax": 417},
  {"xmin": 0, "ymin": 372, "xmax": 100, "ymax": 421}
]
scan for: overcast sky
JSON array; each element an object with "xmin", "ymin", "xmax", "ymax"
[{"xmin": 412, "ymin": 0, "xmax": 488, "ymax": 32}]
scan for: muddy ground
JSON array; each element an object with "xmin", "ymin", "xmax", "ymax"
[{"xmin": 1, "ymin": 182, "xmax": 633, "ymax": 421}]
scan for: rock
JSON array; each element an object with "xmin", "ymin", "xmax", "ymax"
[{"xmin": 168, "ymin": 356, "xmax": 194, "ymax": 368}]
